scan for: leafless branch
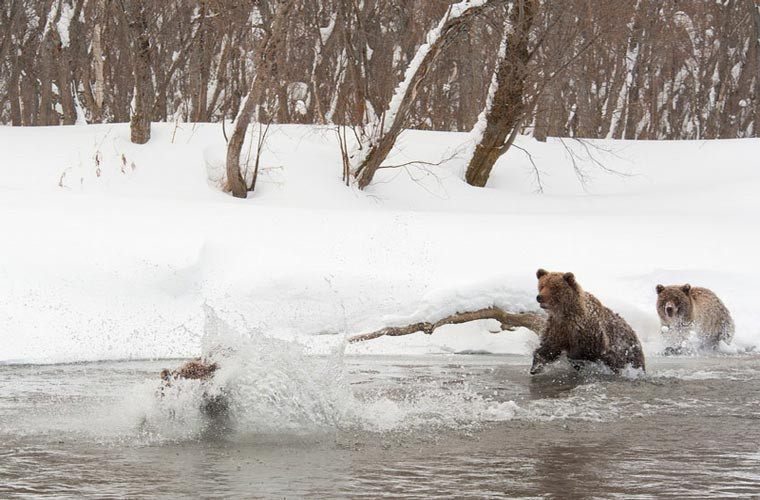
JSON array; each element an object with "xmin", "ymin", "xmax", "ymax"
[
  {"xmin": 348, "ymin": 307, "xmax": 545, "ymax": 343},
  {"xmin": 558, "ymin": 137, "xmax": 590, "ymax": 189},
  {"xmin": 571, "ymin": 138, "xmax": 633, "ymax": 178},
  {"xmin": 510, "ymin": 143, "xmax": 544, "ymax": 193},
  {"xmin": 376, "ymin": 150, "xmax": 459, "ymax": 170}
]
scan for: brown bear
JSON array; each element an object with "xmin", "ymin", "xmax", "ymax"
[
  {"xmin": 160, "ymin": 358, "xmax": 218, "ymax": 383},
  {"xmin": 531, "ymin": 269, "xmax": 645, "ymax": 375},
  {"xmin": 159, "ymin": 358, "xmax": 228, "ymax": 419},
  {"xmin": 655, "ymin": 284, "xmax": 734, "ymax": 351}
]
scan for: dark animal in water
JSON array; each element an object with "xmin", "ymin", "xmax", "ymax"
[
  {"xmin": 655, "ymin": 283, "xmax": 734, "ymax": 352},
  {"xmin": 159, "ymin": 358, "xmax": 229, "ymax": 420},
  {"xmin": 531, "ymin": 269, "xmax": 645, "ymax": 375}
]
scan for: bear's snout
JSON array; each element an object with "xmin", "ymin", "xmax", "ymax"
[
  {"xmin": 537, "ymin": 294, "xmax": 548, "ymax": 309},
  {"xmin": 665, "ymin": 305, "xmax": 674, "ymax": 317}
]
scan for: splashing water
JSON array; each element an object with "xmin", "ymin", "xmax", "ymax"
[{"xmin": 130, "ymin": 306, "xmax": 525, "ymax": 442}]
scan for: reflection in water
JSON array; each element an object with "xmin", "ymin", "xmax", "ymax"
[
  {"xmin": 2, "ymin": 355, "xmax": 760, "ymax": 499},
  {"xmin": 533, "ymin": 440, "xmax": 614, "ymax": 499},
  {"xmin": 528, "ymin": 370, "xmax": 587, "ymax": 399}
]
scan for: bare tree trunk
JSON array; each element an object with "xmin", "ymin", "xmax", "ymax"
[
  {"xmin": 600, "ymin": 57, "xmax": 627, "ymax": 138},
  {"xmin": 92, "ymin": 13, "xmax": 105, "ymax": 122},
  {"xmin": 341, "ymin": 0, "xmax": 373, "ymax": 125},
  {"xmin": 753, "ymin": 2, "xmax": 760, "ymax": 134},
  {"xmin": 464, "ymin": 0, "xmax": 535, "ymax": 188},
  {"xmin": 225, "ymin": 93, "xmax": 256, "ymax": 198},
  {"xmin": 43, "ymin": 0, "xmax": 74, "ymax": 125},
  {"xmin": 38, "ymin": 42, "xmax": 55, "ymax": 125},
  {"xmin": 54, "ymin": 44, "xmax": 77, "ymax": 125},
  {"xmin": 128, "ymin": 0, "xmax": 153, "ymax": 144},
  {"xmin": 623, "ymin": 3, "xmax": 646, "ymax": 140},
  {"xmin": 607, "ymin": 1, "xmax": 642, "ymax": 139},
  {"xmin": 225, "ymin": 0, "xmax": 294, "ymax": 198},
  {"xmin": 0, "ymin": 3, "xmax": 13, "ymax": 66},
  {"xmin": 190, "ymin": 4, "xmax": 209, "ymax": 122},
  {"xmin": 9, "ymin": 53, "xmax": 22, "ymax": 126},
  {"xmin": 309, "ymin": 8, "xmax": 337, "ymax": 125},
  {"xmin": 353, "ymin": 0, "xmax": 493, "ymax": 190},
  {"xmin": 206, "ymin": 35, "xmax": 232, "ymax": 119},
  {"xmin": 532, "ymin": 88, "xmax": 550, "ymax": 142}
]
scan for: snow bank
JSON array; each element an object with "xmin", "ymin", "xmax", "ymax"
[{"xmin": 0, "ymin": 122, "xmax": 758, "ymax": 363}]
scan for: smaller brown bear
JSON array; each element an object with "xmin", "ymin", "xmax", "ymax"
[
  {"xmin": 159, "ymin": 358, "xmax": 228, "ymax": 419},
  {"xmin": 160, "ymin": 358, "xmax": 218, "ymax": 383},
  {"xmin": 531, "ymin": 269, "xmax": 645, "ymax": 375},
  {"xmin": 655, "ymin": 284, "xmax": 734, "ymax": 351}
]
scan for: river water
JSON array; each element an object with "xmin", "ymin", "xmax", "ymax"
[{"xmin": 2, "ymin": 353, "xmax": 760, "ymax": 499}]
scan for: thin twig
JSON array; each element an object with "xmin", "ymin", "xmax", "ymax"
[
  {"xmin": 558, "ymin": 137, "xmax": 590, "ymax": 189},
  {"xmin": 376, "ymin": 150, "xmax": 459, "ymax": 170},
  {"xmin": 250, "ymin": 117, "xmax": 273, "ymax": 192},
  {"xmin": 572, "ymin": 138, "xmax": 634, "ymax": 176},
  {"xmin": 510, "ymin": 143, "xmax": 544, "ymax": 193}
]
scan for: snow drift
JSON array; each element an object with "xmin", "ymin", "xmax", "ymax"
[{"xmin": 0, "ymin": 122, "xmax": 758, "ymax": 364}]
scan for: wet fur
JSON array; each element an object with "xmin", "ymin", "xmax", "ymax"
[
  {"xmin": 159, "ymin": 359, "xmax": 229, "ymax": 420},
  {"xmin": 532, "ymin": 269, "xmax": 645, "ymax": 374},
  {"xmin": 160, "ymin": 359, "xmax": 218, "ymax": 382},
  {"xmin": 655, "ymin": 284, "xmax": 734, "ymax": 349}
]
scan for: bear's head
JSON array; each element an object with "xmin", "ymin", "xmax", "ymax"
[
  {"xmin": 655, "ymin": 284, "xmax": 694, "ymax": 327},
  {"xmin": 536, "ymin": 268, "xmax": 583, "ymax": 315}
]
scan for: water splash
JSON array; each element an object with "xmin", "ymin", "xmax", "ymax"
[{"xmin": 130, "ymin": 306, "xmax": 523, "ymax": 442}]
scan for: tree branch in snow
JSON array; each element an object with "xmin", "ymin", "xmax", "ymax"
[
  {"xmin": 347, "ymin": 307, "xmax": 546, "ymax": 343},
  {"xmin": 558, "ymin": 138, "xmax": 633, "ymax": 189},
  {"xmin": 336, "ymin": 124, "xmax": 352, "ymax": 186},
  {"xmin": 246, "ymin": 117, "xmax": 273, "ymax": 192},
  {"xmin": 509, "ymin": 143, "xmax": 544, "ymax": 193},
  {"xmin": 367, "ymin": 149, "xmax": 463, "ymax": 199},
  {"xmin": 376, "ymin": 150, "xmax": 459, "ymax": 170}
]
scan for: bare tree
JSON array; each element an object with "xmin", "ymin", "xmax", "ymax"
[
  {"xmin": 464, "ymin": 0, "xmax": 535, "ymax": 187},
  {"xmin": 124, "ymin": 0, "xmax": 154, "ymax": 144},
  {"xmin": 753, "ymin": 2, "xmax": 760, "ymax": 135},
  {"xmin": 89, "ymin": 0, "xmax": 106, "ymax": 122},
  {"xmin": 225, "ymin": 0, "xmax": 294, "ymax": 198}
]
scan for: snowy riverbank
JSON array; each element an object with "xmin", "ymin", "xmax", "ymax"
[{"xmin": 1, "ymin": 122, "xmax": 758, "ymax": 363}]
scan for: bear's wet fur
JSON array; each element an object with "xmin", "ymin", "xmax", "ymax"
[
  {"xmin": 160, "ymin": 359, "xmax": 218, "ymax": 383},
  {"xmin": 655, "ymin": 284, "xmax": 734, "ymax": 351},
  {"xmin": 159, "ymin": 358, "xmax": 229, "ymax": 422},
  {"xmin": 531, "ymin": 269, "xmax": 645, "ymax": 375}
]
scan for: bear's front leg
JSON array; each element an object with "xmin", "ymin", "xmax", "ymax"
[{"xmin": 530, "ymin": 342, "xmax": 561, "ymax": 375}]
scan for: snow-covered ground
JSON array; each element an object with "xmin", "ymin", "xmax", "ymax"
[{"xmin": 1, "ymin": 122, "xmax": 758, "ymax": 364}]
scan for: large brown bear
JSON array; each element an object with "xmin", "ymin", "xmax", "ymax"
[
  {"xmin": 655, "ymin": 284, "xmax": 734, "ymax": 350},
  {"xmin": 531, "ymin": 269, "xmax": 645, "ymax": 375}
]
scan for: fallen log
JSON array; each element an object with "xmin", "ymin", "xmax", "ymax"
[{"xmin": 348, "ymin": 306, "xmax": 546, "ymax": 343}]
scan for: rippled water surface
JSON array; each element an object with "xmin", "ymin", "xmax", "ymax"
[{"xmin": 2, "ymin": 354, "xmax": 760, "ymax": 499}]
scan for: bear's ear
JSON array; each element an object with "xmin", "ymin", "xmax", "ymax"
[
  {"xmin": 536, "ymin": 268, "xmax": 548, "ymax": 279},
  {"xmin": 656, "ymin": 284, "xmax": 665, "ymax": 294},
  {"xmin": 681, "ymin": 284, "xmax": 691, "ymax": 295},
  {"xmin": 563, "ymin": 272, "xmax": 577, "ymax": 289}
]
